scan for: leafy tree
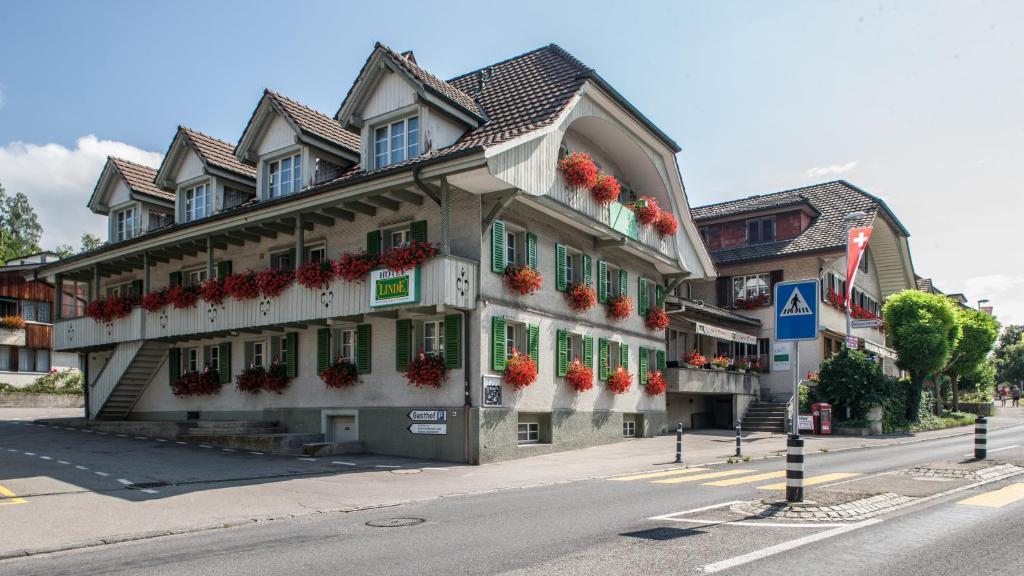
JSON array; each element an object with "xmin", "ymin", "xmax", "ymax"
[
  {"xmin": 80, "ymin": 233, "xmax": 102, "ymax": 253},
  {"xmin": 882, "ymin": 290, "xmax": 961, "ymax": 420},
  {"xmin": 959, "ymin": 358, "xmax": 996, "ymax": 398},
  {"xmin": 0, "ymin": 183, "xmax": 43, "ymax": 264},
  {"xmin": 816, "ymin": 349, "xmax": 886, "ymax": 419},
  {"xmin": 994, "ymin": 324, "xmax": 1024, "ymax": 383},
  {"xmin": 943, "ymin": 308, "xmax": 1000, "ymax": 410}
]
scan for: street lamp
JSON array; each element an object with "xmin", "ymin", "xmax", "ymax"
[
  {"xmin": 843, "ymin": 211, "xmax": 868, "ymax": 343},
  {"xmin": 978, "ymin": 298, "xmax": 990, "ymax": 313}
]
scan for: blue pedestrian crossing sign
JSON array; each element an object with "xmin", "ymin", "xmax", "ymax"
[{"xmin": 775, "ymin": 279, "xmax": 819, "ymax": 342}]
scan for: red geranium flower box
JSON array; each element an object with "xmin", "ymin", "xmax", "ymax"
[
  {"xmin": 199, "ymin": 278, "xmax": 227, "ymax": 305},
  {"xmin": 171, "ymin": 369, "xmax": 222, "ymax": 397},
  {"xmin": 644, "ymin": 370, "xmax": 667, "ymax": 396},
  {"xmin": 504, "ymin": 348, "xmax": 538, "ymax": 391},
  {"xmin": 405, "ymin": 351, "xmax": 448, "ymax": 389},
  {"xmin": 140, "ymin": 290, "xmax": 169, "ymax": 313},
  {"xmin": 591, "ymin": 174, "xmax": 621, "ymax": 205},
  {"xmin": 380, "ymin": 241, "xmax": 440, "ymax": 273},
  {"xmin": 645, "ymin": 307, "xmax": 669, "ymax": 331},
  {"xmin": 320, "ymin": 358, "xmax": 359, "ymax": 389},
  {"xmin": 256, "ymin": 268, "xmax": 293, "ymax": 298},
  {"xmin": 558, "ymin": 152, "xmax": 599, "ymax": 190},
  {"xmin": 296, "ymin": 260, "xmax": 336, "ymax": 289},
  {"xmin": 606, "ymin": 296, "xmax": 633, "ymax": 322},
  {"xmin": 655, "ymin": 212, "xmax": 678, "ymax": 237},
  {"xmin": 634, "ymin": 196, "xmax": 661, "ymax": 226},
  {"xmin": 224, "ymin": 272, "xmax": 260, "ymax": 300},
  {"xmin": 503, "ymin": 265, "xmax": 543, "ymax": 295},
  {"xmin": 334, "ymin": 251, "xmax": 379, "ymax": 282},
  {"xmin": 167, "ymin": 285, "xmax": 199, "ymax": 309},
  {"xmin": 606, "ymin": 365, "xmax": 632, "ymax": 394},
  {"xmin": 87, "ymin": 295, "xmax": 135, "ymax": 323},
  {"xmin": 566, "ymin": 359, "xmax": 593, "ymax": 392},
  {"xmin": 565, "ymin": 282, "xmax": 597, "ymax": 312}
]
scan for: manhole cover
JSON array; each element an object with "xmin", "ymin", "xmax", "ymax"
[
  {"xmin": 365, "ymin": 518, "xmax": 425, "ymax": 528},
  {"xmin": 391, "ymin": 469, "xmax": 422, "ymax": 475},
  {"xmin": 126, "ymin": 481, "xmax": 170, "ymax": 490}
]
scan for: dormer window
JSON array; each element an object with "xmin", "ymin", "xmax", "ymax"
[
  {"xmin": 746, "ymin": 217, "xmax": 776, "ymax": 245},
  {"xmin": 268, "ymin": 153, "xmax": 302, "ymax": 198},
  {"xmin": 115, "ymin": 207, "xmax": 137, "ymax": 241},
  {"xmin": 184, "ymin": 183, "xmax": 211, "ymax": 222},
  {"xmin": 373, "ymin": 116, "xmax": 419, "ymax": 168}
]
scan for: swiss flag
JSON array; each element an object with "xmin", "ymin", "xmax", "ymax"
[{"xmin": 846, "ymin": 226, "xmax": 873, "ymax": 308}]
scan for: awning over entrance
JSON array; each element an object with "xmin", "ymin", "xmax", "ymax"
[
  {"xmin": 864, "ymin": 339, "xmax": 897, "ymax": 360},
  {"xmin": 695, "ymin": 322, "xmax": 757, "ymax": 345}
]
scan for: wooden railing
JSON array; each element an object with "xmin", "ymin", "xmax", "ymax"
[{"xmin": 54, "ymin": 308, "xmax": 144, "ymax": 350}]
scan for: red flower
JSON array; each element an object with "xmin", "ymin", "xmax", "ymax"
[
  {"xmin": 139, "ymin": 290, "xmax": 169, "ymax": 313},
  {"xmin": 171, "ymin": 368, "xmax": 222, "ymax": 397},
  {"xmin": 565, "ymin": 282, "xmax": 597, "ymax": 312},
  {"xmin": 503, "ymin": 265, "xmax": 543, "ymax": 295},
  {"xmin": 86, "ymin": 295, "xmax": 134, "ymax": 323},
  {"xmin": 607, "ymin": 365, "xmax": 632, "ymax": 394},
  {"xmin": 199, "ymin": 278, "xmax": 227, "ymax": 305},
  {"xmin": 404, "ymin": 351, "xmax": 448, "ymax": 388},
  {"xmin": 644, "ymin": 370, "xmax": 667, "ymax": 396},
  {"xmin": 590, "ymin": 174, "xmax": 621, "ymax": 205},
  {"xmin": 380, "ymin": 241, "xmax": 440, "ymax": 273},
  {"xmin": 235, "ymin": 362, "xmax": 290, "ymax": 394},
  {"xmin": 320, "ymin": 358, "xmax": 359, "ymax": 389},
  {"xmin": 606, "ymin": 296, "xmax": 633, "ymax": 322},
  {"xmin": 645, "ymin": 307, "xmax": 669, "ymax": 331},
  {"xmin": 634, "ymin": 196, "xmax": 661, "ymax": 226},
  {"xmin": 167, "ymin": 285, "xmax": 199, "ymax": 309},
  {"xmin": 733, "ymin": 293, "xmax": 769, "ymax": 310},
  {"xmin": 334, "ymin": 251, "xmax": 379, "ymax": 282},
  {"xmin": 655, "ymin": 212, "xmax": 678, "ymax": 237},
  {"xmin": 296, "ymin": 260, "xmax": 336, "ymax": 289},
  {"xmin": 566, "ymin": 358, "xmax": 593, "ymax": 392},
  {"xmin": 711, "ymin": 355, "xmax": 731, "ymax": 369},
  {"xmin": 684, "ymin": 350, "xmax": 707, "ymax": 368},
  {"xmin": 558, "ymin": 152, "xmax": 599, "ymax": 190},
  {"xmin": 223, "ymin": 272, "xmax": 260, "ymax": 300},
  {"xmin": 504, "ymin": 348, "xmax": 538, "ymax": 391},
  {"xmin": 256, "ymin": 268, "xmax": 293, "ymax": 298}
]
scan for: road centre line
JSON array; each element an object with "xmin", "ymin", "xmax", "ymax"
[
  {"xmin": 332, "ymin": 461, "xmax": 356, "ymax": 466},
  {"xmin": 962, "ymin": 444, "xmax": 1019, "ymax": 457},
  {"xmin": 701, "ymin": 519, "xmax": 882, "ymax": 572},
  {"xmin": 117, "ymin": 479, "xmax": 132, "ymax": 485}
]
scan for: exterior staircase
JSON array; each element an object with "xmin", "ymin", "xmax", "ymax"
[
  {"xmin": 740, "ymin": 401, "xmax": 789, "ymax": 433},
  {"xmin": 93, "ymin": 341, "xmax": 170, "ymax": 420}
]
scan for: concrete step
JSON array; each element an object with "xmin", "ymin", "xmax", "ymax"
[
  {"xmin": 302, "ymin": 441, "xmax": 366, "ymax": 457},
  {"xmin": 192, "ymin": 420, "xmax": 280, "ymax": 429},
  {"xmin": 181, "ymin": 427, "xmax": 283, "ymax": 436},
  {"xmin": 181, "ymin": 433, "xmax": 324, "ymax": 454}
]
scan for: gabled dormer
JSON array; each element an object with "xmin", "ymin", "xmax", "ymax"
[
  {"xmin": 155, "ymin": 126, "xmax": 257, "ymax": 224},
  {"xmin": 88, "ymin": 157, "xmax": 174, "ymax": 243},
  {"xmin": 697, "ymin": 199, "xmax": 821, "ymax": 251},
  {"xmin": 235, "ymin": 90, "xmax": 360, "ymax": 201},
  {"xmin": 335, "ymin": 43, "xmax": 486, "ymax": 171}
]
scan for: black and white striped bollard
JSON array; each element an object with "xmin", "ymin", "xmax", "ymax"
[
  {"xmin": 675, "ymin": 423, "xmax": 683, "ymax": 464},
  {"xmin": 735, "ymin": 421, "xmax": 742, "ymax": 457},
  {"xmin": 975, "ymin": 415, "xmax": 988, "ymax": 459},
  {"xmin": 786, "ymin": 434, "xmax": 804, "ymax": 503}
]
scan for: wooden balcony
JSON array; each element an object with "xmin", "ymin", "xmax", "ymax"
[{"xmin": 666, "ymin": 366, "xmax": 760, "ymax": 396}]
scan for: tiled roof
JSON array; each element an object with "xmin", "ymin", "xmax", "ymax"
[
  {"xmin": 265, "ymin": 90, "xmax": 361, "ymax": 153},
  {"xmin": 691, "ymin": 181, "xmax": 890, "ymax": 265},
  {"xmin": 180, "ymin": 127, "xmax": 255, "ymax": 180},
  {"xmin": 109, "ymin": 157, "xmax": 173, "ymax": 202},
  {"xmin": 377, "ymin": 44, "xmax": 483, "ymax": 119}
]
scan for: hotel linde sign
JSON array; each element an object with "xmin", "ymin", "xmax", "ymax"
[{"xmin": 369, "ymin": 267, "xmax": 419, "ymax": 307}]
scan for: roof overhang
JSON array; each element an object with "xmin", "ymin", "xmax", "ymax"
[{"xmin": 235, "ymin": 93, "xmax": 300, "ymax": 164}]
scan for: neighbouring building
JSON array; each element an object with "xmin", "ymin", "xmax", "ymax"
[
  {"xmin": 0, "ymin": 252, "xmax": 79, "ymax": 386},
  {"xmin": 35, "ymin": 43, "xmax": 715, "ymax": 463},
  {"xmin": 689, "ymin": 181, "xmax": 917, "ymax": 403}
]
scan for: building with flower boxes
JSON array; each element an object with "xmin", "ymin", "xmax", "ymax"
[{"xmin": 35, "ymin": 44, "xmax": 714, "ymax": 463}]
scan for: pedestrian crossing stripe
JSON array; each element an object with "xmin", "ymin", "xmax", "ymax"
[
  {"xmin": 653, "ymin": 469, "xmax": 756, "ymax": 484},
  {"xmin": 0, "ymin": 484, "xmax": 27, "ymax": 506},
  {"xmin": 757, "ymin": 473, "xmax": 861, "ymax": 490},
  {"xmin": 611, "ymin": 468, "xmax": 708, "ymax": 482},
  {"xmin": 957, "ymin": 483, "xmax": 1024, "ymax": 508},
  {"xmin": 779, "ymin": 286, "xmax": 812, "ymax": 316},
  {"xmin": 704, "ymin": 471, "xmax": 787, "ymax": 487}
]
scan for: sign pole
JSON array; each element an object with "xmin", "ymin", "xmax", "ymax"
[{"xmin": 792, "ymin": 341, "xmax": 800, "ymax": 436}]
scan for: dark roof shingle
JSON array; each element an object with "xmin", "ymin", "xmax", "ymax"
[
  {"xmin": 109, "ymin": 157, "xmax": 173, "ymax": 202},
  {"xmin": 266, "ymin": 90, "xmax": 361, "ymax": 153},
  {"xmin": 376, "ymin": 44, "xmax": 483, "ymax": 119},
  {"xmin": 180, "ymin": 127, "xmax": 256, "ymax": 180}
]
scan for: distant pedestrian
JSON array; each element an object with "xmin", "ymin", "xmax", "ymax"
[
  {"xmin": 1012, "ymin": 385, "xmax": 1021, "ymax": 408},
  {"xmin": 999, "ymin": 385, "xmax": 1008, "ymax": 407}
]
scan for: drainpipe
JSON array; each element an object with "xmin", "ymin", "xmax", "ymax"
[
  {"xmin": 412, "ymin": 165, "xmax": 443, "ymax": 206},
  {"xmin": 462, "ymin": 308, "xmax": 472, "ymax": 464},
  {"xmin": 82, "ymin": 353, "xmax": 90, "ymax": 419}
]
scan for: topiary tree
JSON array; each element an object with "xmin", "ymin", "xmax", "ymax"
[
  {"xmin": 882, "ymin": 290, "xmax": 961, "ymax": 420},
  {"xmin": 816, "ymin": 349, "xmax": 886, "ymax": 420},
  {"xmin": 943, "ymin": 308, "xmax": 1000, "ymax": 410}
]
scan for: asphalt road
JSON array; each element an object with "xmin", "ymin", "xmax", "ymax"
[{"xmin": 3, "ymin": 423, "xmax": 1023, "ymax": 575}]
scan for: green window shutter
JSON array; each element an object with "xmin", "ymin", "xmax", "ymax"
[
  {"xmin": 598, "ymin": 338, "xmax": 609, "ymax": 380},
  {"xmin": 366, "ymin": 230, "xmax": 382, "ymax": 256},
  {"xmin": 395, "ymin": 319, "xmax": 411, "ymax": 371},
  {"xmin": 556, "ymin": 329, "xmax": 568, "ymax": 377},
  {"xmin": 168, "ymin": 348, "xmax": 181, "ymax": 381},
  {"xmin": 491, "ymin": 220, "xmax": 506, "ymax": 273},
  {"xmin": 620, "ymin": 343, "xmax": 629, "ymax": 373},
  {"xmin": 656, "ymin": 349, "xmax": 666, "ymax": 372},
  {"xmin": 639, "ymin": 346, "xmax": 648, "ymax": 384},
  {"xmin": 357, "ymin": 324, "xmax": 372, "ymax": 374},
  {"xmin": 597, "ymin": 261, "xmax": 608, "ymax": 303},
  {"xmin": 169, "ymin": 271, "xmax": 182, "ymax": 288},
  {"xmin": 410, "ymin": 220, "xmax": 428, "ymax": 243},
  {"xmin": 582, "ymin": 255, "xmax": 592, "ymax": 286},
  {"xmin": 317, "ymin": 328, "xmax": 330, "ymax": 373},
  {"xmin": 619, "ymin": 269, "xmax": 628, "ymax": 299},
  {"xmin": 491, "ymin": 315, "xmax": 507, "ymax": 371},
  {"xmin": 526, "ymin": 232, "xmax": 538, "ymax": 270},
  {"xmin": 656, "ymin": 284, "xmax": 665, "ymax": 308},
  {"xmin": 638, "ymin": 277, "xmax": 649, "ymax": 315},
  {"xmin": 555, "ymin": 244, "xmax": 567, "ymax": 291},
  {"xmin": 584, "ymin": 336, "xmax": 594, "ymax": 368},
  {"xmin": 528, "ymin": 324, "xmax": 540, "ymax": 369},
  {"xmin": 130, "ymin": 280, "xmax": 143, "ymax": 297},
  {"xmin": 217, "ymin": 260, "xmax": 233, "ymax": 278},
  {"xmin": 218, "ymin": 342, "xmax": 231, "ymax": 383},
  {"xmin": 285, "ymin": 332, "xmax": 298, "ymax": 378},
  {"xmin": 444, "ymin": 314, "xmax": 461, "ymax": 369}
]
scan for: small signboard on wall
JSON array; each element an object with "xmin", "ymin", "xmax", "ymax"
[
  {"xmin": 408, "ymin": 423, "xmax": 447, "ymax": 435},
  {"xmin": 369, "ymin": 267, "xmax": 418, "ymax": 307},
  {"xmin": 771, "ymin": 342, "xmax": 792, "ymax": 372},
  {"xmin": 797, "ymin": 415, "xmax": 814, "ymax": 432},
  {"xmin": 482, "ymin": 375, "xmax": 502, "ymax": 407}
]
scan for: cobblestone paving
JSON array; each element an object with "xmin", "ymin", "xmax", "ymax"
[
  {"xmin": 733, "ymin": 492, "xmax": 917, "ymax": 522},
  {"xmin": 898, "ymin": 462, "xmax": 1021, "ymax": 480}
]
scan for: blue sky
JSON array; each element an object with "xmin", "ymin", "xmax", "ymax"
[{"xmin": 1, "ymin": 0, "xmax": 1021, "ymax": 321}]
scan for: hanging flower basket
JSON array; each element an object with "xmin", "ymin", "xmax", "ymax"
[
  {"xmin": 634, "ymin": 196, "xmax": 661, "ymax": 226},
  {"xmin": 504, "ymin": 348, "xmax": 538, "ymax": 391},
  {"xmin": 565, "ymin": 282, "xmax": 597, "ymax": 312},
  {"xmin": 684, "ymin": 350, "xmax": 707, "ymax": 368},
  {"xmin": 503, "ymin": 265, "xmax": 543, "ymax": 295},
  {"xmin": 171, "ymin": 368, "xmax": 222, "ymax": 397},
  {"xmin": 296, "ymin": 260, "xmax": 336, "ymax": 289},
  {"xmin": 256, "ymin": 268, "xmax": 293, "ymax": 298},
  {"xmin": 606, "ymin": 296, "xmax": 633, "ymax": 322},
  {"xmin": 558, "ymin": 152, "xmax": 599, "ymax": 190},
  {"xmin": 321, "ymin": 358, "xmax": 358, "ymax": 389},
  {"xmin": 655, "ymin": 212, "xmax": 678, "ymax": 237},
  {"xmin": 167, "ymin": 285, "xmax": 199, "ymax": 309},
  {"xmin": 405, "ymin": 351, "xmax": 448, "ymax": 388},
  {"xmin": 0, "ymin": 316, "xmax": 25, "ymax": 330},
  {"xmin": 380, "ymin": 241, "xmax": 440, "ymax": 273},
  {"xmin": 606, "ymin": 365, "xmax": 632, "ymax": 394},
  {"xmin": 199, "ymin": 278, "xmax": 227, "ymax": 305},
  {"xmin": 590, "ymin": 174, "xmax": 621, "ymax": 205},
  {"xmin": 140, "ymin": 291, "xmax": 169, "ymax": 313},
  {"xmin": 565, "ymin": 359, "xmax": 594, "ymax": 392},
  {"xmin": 334, "ymin": 251, "xmax": 379, "ymax": 282},
  {"xmin": 87, "ymin": 295, "xmax": 134, "ymax": 323},
  {"xmin": 644, "ymin": 370, "xmax": 667, "ymax": 396},
  {"xmin": 224, "ymin": 271, "xmax": 260, "ymax": 300},
  {"xmin": 645, "ymin": 307, "xmax": 669, "ymax": 331}
]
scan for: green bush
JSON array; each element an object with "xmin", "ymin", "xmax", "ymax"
[
  {"xmin": 880, "ymin": 377, "xmax": 914, "ymax": 433},
  {"xmin": 816, "ymin": 350, "xmax": 886, "ymax": 420},
  {"xmin": 798, "ymin": 383, "xmax": 814, "ymax": 413},
  {"xmin": 0, "ymin": 370, "xmax": 85, "ymax": 395}
]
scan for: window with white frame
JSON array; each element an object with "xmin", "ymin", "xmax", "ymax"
[
  {"xmin": 185, "ymin": 348, "xmax": 199, "ymax": 373},
  {"xmin": 374, "ymin": 116, "xmax": 420, "ymax": 168},
  {"xmin": 249, "ymin": 341, "xmax": 265, "ymax": 368},
  {"xmin": 115, "ymin": 207, "xmax": 136, "ymax": 241},
  {"xmin": 604, "ymin": 263, "xmax": 622, "ymax": 298},
  {"xmin": 268, "ymin": 153, "xmax": 302, "ymax": 198},
  {"xmin": 505, "ymin": 321, "xmax": 527, "ymax": 358},
  {"xmin": 331, "ymin": 328, "xmax": 357, "ymax": 363},
  {"xmin": 607, "ymin": 341, "xmax": 622, "ymax": 370},
  {"xmin": 517, "ymin": 421, "xmax": 539, "ymax": 444},
  {"xmin": 746, "ymin": 217, "xmax": 776, "ymax": 244},
  {"xmin": 569, "ymin": 333, "xmax": 584, "ymax": 363},
  {"xmin": 387, "ymin": 227, "xmax": 411, "ymax": 250},
  {"xmin": 271, "ymin": 334, "xmax": 289, "ymax": 365},
  {"xmin": 667, "ymin": 328, "xmax": 686, "ymax": 363},
  {"xmin": 731, "ymin": 273, "xmax": 771, "ymax": 306},
  {"xmin": 207, "ymin": 345, "xmax": 220, "ymax": 372},
  {"xmin": 184, "ymin": 183, "xmax": 211, "ymax": 222},
  {"xmin": 149, "ymin": 211, "xmax": 172, "ymax": 231},
  {"xmin": 223, "ymin": 187, "xmax": 251, "ymax": 210},
  {"xmin": 185, "ymin": 268, "xmax": 208, "ymax": 287},
  {"xmin": 270, "ymin": 249, "xmax": 294, "ymax": 271},
  {"xmin": 306, "ymin": 244, "xmax": 326, "ymax": 263},
  {"xmin": 622, "ymin": 417, "xmax": 636, "ymax": 438},
  {"xmin": 563, "ymin": 247, "xmax": 584, "ymax": 285},
  {"xmin": 423, "ymin": 319, "xmax": 445, "ymax": 357},
  {"xmin": 506, "ymin": 230, "xmax": 519, "ymax": 268}
]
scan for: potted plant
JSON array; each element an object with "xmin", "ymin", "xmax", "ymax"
[
  {"xmin": 655, "ymin": 212, "xmax": 678, "ymax": 237},
  {"xmin": 503, "ymin": 265, "xmax": 543, "ymax": 295},
  {"xmin": 405, "ymin": 351, "xmax": 448, "ymax": 389},
  {"xmin": 565, "ymin": 358, "xmax": 593, "ymax": 392},
  {"xmin": 334, "ymin": 251, "xmax": 379, "ymax": 281},
  {"xmin": 684, "ymin": 351, "xmax": 707, "ymax": 369},
  {"xmin": 235, "ymin": 365, "xmax": 268, "ymax": 394},
  {"xmin": 224, "ymin": 271, "xmax": 260, "ymax": 300},
  {"xmin": 633, "ymin": 196, "xmax": 661, "ymax": 226},
  {"xmin": 590, "ymin": 174, "xmax": 621, "ymax": 205},
  {"xmin": 734, "ymin": 358, "xmax": 750, "ymax": 373},
  {"xmin": 504, "ymin": 348, "xmax": 538, "ymax": 391},
  {"xmin": 171, "ymin": 368, "xmax": 222, "ymax": 397},
  {"xmin": 558, "ymin": 152, "xmax": 599, "ymax": 190},
  {"xmin": 262, "ymin": 360, "xmax": 290, "ymax": 394},
  {"xmin": 606, "ymin": 365, "xmax": 632, "ymax": 394},
  {"xmin": 565, "ymin": 282, "xmax": 597, "ymax": 313},
  {"xmin": 140, "ymin": 290, "xmax": 170, "ymax": 312},
  {"xmin": 167, "ymin": 285, "xmax": 199, "ymax": 309},
  {"xmin": 606, "ymin": 295, "xmax": 633, "ymax": 322},
  {"xmin": 711, "ymin": 355, "xmax": 731, "ymax": 370},
  {"xmin": 199, "ymin": 277, "xmax": 227, "ymax": 305},
  {"xmin": 644, "ymin": 370, "xmax": 667, "ymax": 396},
  {"xmin": 645, "ymin": 307, "xmax": 669, "ymax": 331},
  {"xmin": 320, "ymin": 358, "xmax": 359, "ymax": 389},
  {"xmin": 0, "ymin": 316, "xmax": 26, "ymax": 330}
]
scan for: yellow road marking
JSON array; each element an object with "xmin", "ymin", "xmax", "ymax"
[
  {"xmin": 611, "ymin": 468, "xmax": 708, "ymax": 482},
  {"xmin": 705, "ymin": 471, "xmax": 787, "ymax": 487},
  {"xmin": 957, "ymin": 483, "xmax": 1024, "ymax": 508},
  {"xmin": 757, "ymin": 473, "xmax": 861, "ymax": 490},
  {"xmin": 0, "ymin": 484, "xmax": 27, "ymax": 506},
  {"xmin": 653, "ymin": 469, "xmax": 756, "ymax": 484}
]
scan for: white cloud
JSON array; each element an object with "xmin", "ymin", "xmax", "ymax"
[
  {"xmin": 960, "ymin": 273, "xmax": 1024, "ymax": 326},
  {"xmin": 805, "ymin": 161, "xmax": 858, "ymax": 178},
  {"xmin": 0, "ymin": 135, "xmax": 162, "ymax": 249}
]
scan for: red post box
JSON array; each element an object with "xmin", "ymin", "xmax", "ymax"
[{"xmin": 811, "ymin": 403, "xmax": 832, "ymax": 435}]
